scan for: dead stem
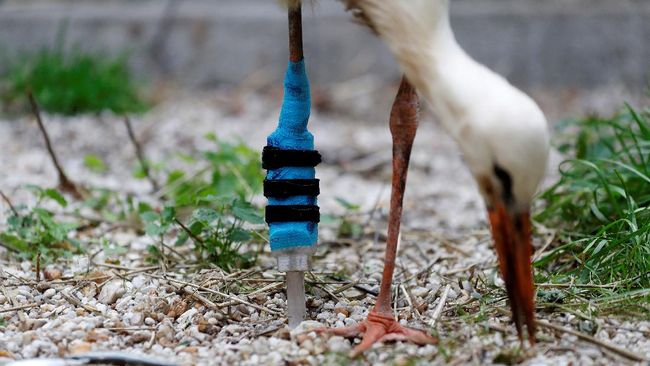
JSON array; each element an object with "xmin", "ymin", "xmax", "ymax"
[
  {"xmin": 123, "ymin": 116, "xmax": 159, "ymax": 191},
  {"xmin": 0, "ymin": 303, "xmax": 38, "ymax": 313},
  {"xmin": 27, "ymin": 90, "xmax": 84, "ymax": 199},
  {"xmin": 536, "ymin": 319, "xmax": 647, "ymax": 362},
  {"xmin": 147, "ymin": 273, "xmax": 282, "ymax": 316},
  {"xmin": 429, "ymin": 284, "xmax": 451, "ymax": 327},
  {"xmin": 0, "ymin": 190, "xmax": 19, "ymax": 216},
  {"xmin": 61, "ymin": 290, "xmax": 101, "ymax": 314}
]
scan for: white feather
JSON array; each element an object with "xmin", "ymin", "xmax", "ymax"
[{"xmin": 346, "ymin": 0, "xmax": 549, "ymax": 207}]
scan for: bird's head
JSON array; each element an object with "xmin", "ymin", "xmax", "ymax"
[{"xmin": 463, "ymin": 103, "xmax": 549, "ymax": 344}]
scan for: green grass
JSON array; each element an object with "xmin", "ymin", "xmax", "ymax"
[
  {"xmin": 134, "ymin": 134, "xmax": 266, "ymax": 270},
  {"xmin": 1, "ymin": 134, "xmax": 265, "ymax": 273},
  {"xmin": 2, "ymin": 49, "xmax": 147, "ymax": 115},
  {"xmin": 0, "ymin": 186, "xmax": 80, "ymax": 264},
  {"xmin": 535, "ymin": 105, "xmax": 650, "ymax": 297},
  {"xmin": 159, "ymin": 133, "xmax": 263, "ymax": 207}
]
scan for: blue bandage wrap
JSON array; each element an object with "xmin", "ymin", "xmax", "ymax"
[{"xmin": 265, "ymin": 60, "xmax": 319, "ymax": 251}]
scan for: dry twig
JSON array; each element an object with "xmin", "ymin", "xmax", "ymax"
[
  {"xmin": 182, "ymin": 286, "xmax": 221, "ymax": 312},
  {"xmin": 61, "ymin": 290, "xmax": 101, "ymax": 314},
  {"xmin": 0, "ymin": 303, "xmax": 38, "ymax": 313},
  {"xmin": 27, "ymin": 91, "xmax": 83, "ymax": 199},
  {"xmin": 147, "ymin": 273, "xmax": 282, "ymax": 316},
  {"xmin": 401, "ymin": 284, "xmax": 422, "ymax": 320},
  {"xmin": 0, "ymin": 190, "xmax": 19, "ymax": 216},
  {"xmin": 123, "ymin": 116, "xmax": 159, "ymax": 191},
  {"xmin": 429, "ymin": 284, "xmax": 451, "ymax": 327},
  {"xmin": 536, "ymin": 319, "xmax": 647, "ymax": 362}
]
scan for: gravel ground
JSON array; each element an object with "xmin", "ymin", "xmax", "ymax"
[{"xmin": 0, "ymin": 91, "xmax": 648, "ymax": 365}]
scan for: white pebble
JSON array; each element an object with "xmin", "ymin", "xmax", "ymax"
[
  {"xmin": 97, "ymin": 280, "xmax": 125, "ymax": 305},
  {"xmin": 43, "ymin": 288, "xmax": 56, "ymax": 299}
]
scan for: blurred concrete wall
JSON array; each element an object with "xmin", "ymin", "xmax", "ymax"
[{"xmin": 0, "ymin": 0, "xmax": 648, "ymax": 90}]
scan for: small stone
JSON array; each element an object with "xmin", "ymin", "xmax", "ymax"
[
  {"xmin": 97, "ymin": 280, "xmax": 125, "ymax": 305},
  {"xmin": 177, "ymin": 308, "xmax": 198, "ymax": 328},
  {"xmin": 394, "ymin": 354, "xmax": 411, "ymax": 366},
  {"xmin": 298, "ymin": 321, "xmax": 325, "ymax": 333},
  {"xmin": 236, "ymin": 304, "xmax": 250, "ymax": 315},
  {"xmin": 18, "ymin": 288, "xmax": 33, "ymax": 299},
  {"xmin": 43, "ymin": 268, "xmax": 62, "ymax": 281},
  {"xmin": 316, "ymin": 312, "xmax": 330, "ymax": 321},
  {"xmin": 334, "ymin": 307, "xmax": 350, "ymax": 317},
  {"xmin": 69, "ymin": 340, "xmax": 92, "ymax": 354},
  {"xmin": 307, "ymin": 298, "xmax": 324, "ymax": 308},
  {"xmin": 286, "ymin": 359, "xmax": 310, "ymax": 366},
  {"xmin": 43, "ymin": 288, "xmax": 56, "ymax": 299},
  {"xmin": 167, "ymin": 299, "xmax": 188, "ymax": 318},
  {"xmin": 20, "ymin": 261, "xmax": 31, "ymax": 272},
  {"xmin": 300, "ymin": 339, "xmax": 314, "ymax": 352},
  {"xmin": 86, "ymin": 271, "xmax": 109, "ymax": 284},
  {"xmin": 273, "ymin": 327, "xmax": 291, "ymax": 340},
  {"xmin": 35, "ymin": 283, "xmax": 51, "ymax": 292},
  {"xmin": 295, "ymin": 334, "xmax": 311, "ymax": 345},
  {"xmin": 447, "ymin": 288, "xmax": 458, "ymax": 300},
  {"xmin": 26, "ymin": 319, "xmax": 47, "ymax": 330},
  {"xmin": 223, "ymin": 324, "xmax": 247, "ymax": 335},
  {"xmin": 411, "ymin": 286, "xmax": 429, "ymax": 298},
  {"xmin": 207, "ymin": 311, "xmax": 224, "ymax": 321},
  {"xmin": 197, "ymin": 317, "xmax": 220, "ymax": 335},
  {"xmin": 80, "ymin": 285, "xmax": 97, "ymax": 299},
  {"xmin": 85, "ymin": 330, "xmax": 109, "ymax": 343},
  {"xmin": 180, "ymin": 346, "xmax": 198, "ymax": 354},
  {"xmin": 126, "ymin": 332, "xmax": 151, "ymax": 345},
  {"xmin": 327, "ymin": 336, "xmax": 351, "ymax": 353},
  {"xmin": 157, "ymin": 323, "xmax": 175, "ymax": 341},
  {"xmin": 252, "ymin": 293, "xmax": 267, "ymax": 304},
  {"xmin": 131, "ymin": 275, "xmax": 147, "ymax": 289},
  {"xmin": 95, "ymin": 303, "xmax": 108, "ymax": 314},
  {"xmin": 130, "ymin": 312, "xmax": 144, "ymax": 325}
]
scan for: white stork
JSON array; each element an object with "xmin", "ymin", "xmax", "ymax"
[{"xmin": 314, "ymin": 0, "xmax": 550, "ymax": 356}]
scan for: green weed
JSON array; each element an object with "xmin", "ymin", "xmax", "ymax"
[
  {"xmin": 83, "ymin": 154, "xmax": 107, "ymax": 174},
  {"xmin": 535, "ymin": 105, "xmax": 650, "ymax": 295},
  {"xmin": 158, "ymin": 133, "xmax": 263, "ymax": 207},
  {"xmin": 320, "ymin": 197, "xmax": 363, "ymax": 240},
  {"xmin": 177, "ymin": 197, "xmax": 263, "ymax": 271},
  {"xmin": 139, "ymin": 196, "xmax": 264, "ymax": 271},
  {"xmin": 0, "ymin": 186, "xmax": 79, "ymax": 264},
  {"xmin": 136, "ymin": 135, "xmax": 266, "ymax": 270},
  {"xmin": 0, "ymin": 133, "xmax": 266, "ymax": 274},
  {"xmin": 2, "ymin": 49, "xmax": 147, "ymax": 115}
]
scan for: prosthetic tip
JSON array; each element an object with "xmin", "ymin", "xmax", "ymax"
[{"xmin": 286, "ymin": 271, "xmax": 306, "ymax": 328}]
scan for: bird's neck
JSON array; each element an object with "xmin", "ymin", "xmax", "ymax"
[
  {"xmin": 413, "ymin": 16, "xmax": 475, "ymax": 138},
  {"xmin": 371, "ymin": 0, "xmax": 479, "ymax": 140},
  {"xmin": 430, "ymin": 9, "xmax": 457, "ymax": 55}
]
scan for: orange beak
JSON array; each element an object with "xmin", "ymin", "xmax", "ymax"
[{"xmin": 488, "ymin": 202, "xmax": 536, "ymax": 345}]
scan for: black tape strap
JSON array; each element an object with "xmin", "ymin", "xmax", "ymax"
[
  {"xmin": 264, "ymin": 179, "xmax": 320, "ymax": 198},
  {"xmin": 262, "ymin": 146, "xmax": 322, "ymax": 170},
  {"xmin": 265, "ymin": 205, "xmax": 320, "ymax": 223}
]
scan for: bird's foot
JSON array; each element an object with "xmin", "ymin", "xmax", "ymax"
[{"xmin": 315, "ymin": 311, "xmax": 437, "ymax": 358}]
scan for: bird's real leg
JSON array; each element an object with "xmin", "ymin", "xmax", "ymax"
[
  {"xmin": 316, "ymin": 78, "xmax": 436, "ymax": 356},
  {"xmin": 375, "ymin": 77, "xmax": 419, "ymax": 316}
]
